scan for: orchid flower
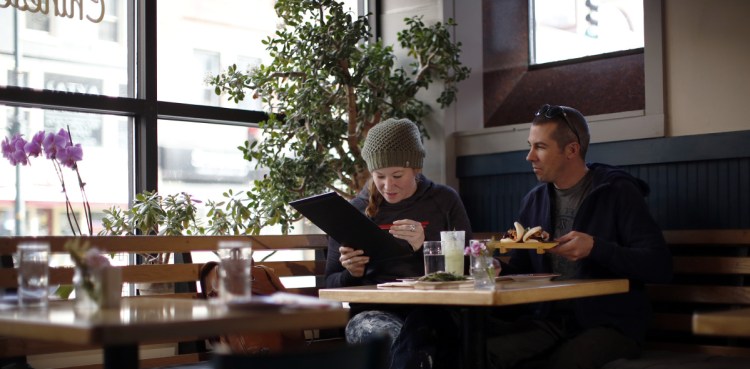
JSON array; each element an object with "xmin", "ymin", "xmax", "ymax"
[{"xmin": 2, "ymin": 128, "xmax": 91, "ymax": 235}]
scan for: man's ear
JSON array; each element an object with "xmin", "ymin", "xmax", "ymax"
[{"xmin": 566, "ymin": 142, "xmax": 580, "ymax": 158}]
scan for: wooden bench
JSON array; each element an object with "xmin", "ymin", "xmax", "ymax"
[
  {"xmin": 599, "ymin": 229, "xmax": 750, "ymax": 368},
  {"xmin": 640, "ymin": 229, "xmax": 750, "ymax": 356},
  {"xmin": 0, "ymin": 234, "xmax": 331, "ymax": 369},
  {"xmin": 477, "ymin": 229, "xmax": 750, "ymax": 368}
]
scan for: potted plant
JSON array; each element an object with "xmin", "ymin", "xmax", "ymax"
[
  {"xmin": 99, "ymin": 191, "xmax": 203, "ymax": 294},
  {"xmin": 210, "ymin": 0, "xmax": 471, "ymax": 235}
]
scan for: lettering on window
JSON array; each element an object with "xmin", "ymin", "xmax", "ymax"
[{"xmin": 0, "ymin": 0, "xmax": 106, "ymax": 24}]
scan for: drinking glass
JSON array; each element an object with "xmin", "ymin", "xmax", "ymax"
[
  {"xmin": 217, "ymin": 240, "xmax": 253, "ymax": 303},
  {"xmin": 423, "ymin": 241, "xmax": 445, "ymax": 275},
  {"xmin": 16, "ymin": 242, "xmax": 50, "ymax": 308},
  {"xmin": 440, "ymin": 231, "xmax": 465, "ymax": 276}
]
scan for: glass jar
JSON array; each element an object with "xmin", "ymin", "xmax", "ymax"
[
  {"xmin": 470, "ymin": 254, "xmax": 496, "ymax": 290},
  {"xmin": 73, "ymin": 267, "xmax": 101, "ymax": 314}
]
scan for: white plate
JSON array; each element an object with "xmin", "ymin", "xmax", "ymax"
[
  {"xmin": 413, "ymin": 280, "xmax": 474, "ymax": 290},
  {"xmin": 507, "ymin": 273, "xmax": 560, "ymax": 283},
  {"xmin": 377, "ymin": 281, "xmax": 416, "ymax": 288},
  {"xmin": 396, "ymin": 278, "xmax": 418, "ymax": 282},
  {"xmin": 266, "ymin": 292, "xmax": 342, "ymax": 309}
]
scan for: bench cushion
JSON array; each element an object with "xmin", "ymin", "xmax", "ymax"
[{"xmin": 603, "ymin": 350, "xmax": 750, "ymax": 369}]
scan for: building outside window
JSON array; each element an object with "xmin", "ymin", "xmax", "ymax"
[
  {"xmin": 531, "ymin": 0, "xmax": 644, "ymax": 65},
  {"xmin": 98, "ymin": 0, "xmax": 119, "ymax": 42}
]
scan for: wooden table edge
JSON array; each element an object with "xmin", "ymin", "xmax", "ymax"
[{"xmin": 319, "ymin": 278, "xmax": 629, "ymax": 307}]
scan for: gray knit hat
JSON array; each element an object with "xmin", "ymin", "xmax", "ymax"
[{"xmin": 361, "ymin": 118, "xmax": 425, "ymax": 171}]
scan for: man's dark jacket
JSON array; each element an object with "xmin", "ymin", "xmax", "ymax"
[{"xmin": 506, "ymin": 163, "xmax": 673, "ymax": 342}]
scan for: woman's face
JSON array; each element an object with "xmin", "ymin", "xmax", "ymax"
[{"xmin": 372, "ymin": 167, "xmax": 419, "ymax": 204}]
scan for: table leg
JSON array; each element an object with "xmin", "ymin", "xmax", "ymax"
[
  {"xmin": 460, "ymin": 306, "xmax": 488, "ymax": 369},
  {"xmin": 104, "ymin": 344, "xmax": 139, "ymax": 369}
]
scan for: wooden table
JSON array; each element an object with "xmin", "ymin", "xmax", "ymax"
[
  {"xmin": 693, "ymin": 307, "xmax": 750, "ymax": 337},
  {"xmin": 0, "ymin": 297, "xmax": 349, "ymax": 369},
  {"xmin": 320, "ymin": 278, "xmax": 629, "ymax": 369}
]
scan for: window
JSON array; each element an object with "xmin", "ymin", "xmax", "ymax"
[
  {"xmin": 25, "ymin": 11, "xmax": 50, "ymax": 32},
  {"xmin": 0, "ymin": 106, "xmax": 129, "ymax": 236},
  {"xmin": 452, "ymin": 0, "xmax": 663, "ymax": 157},
  {"xmin": 236, "ymin": 56, "xmax": 262, "ymax": 111},
  {"xmin": 192, "ymin": 50, "xmax": 220, "ymax": 106},
  {"xmin": 531, "ymin": 0, "xmax": 644, "ymax": 65},
  {"xmin": 157, "ymin": 0, "xmax": 280, "ymax": 108},
  {"xmin": 98, "ymin": 0, "xmax": 120, "ymax": 42},
  {"xmin": 1, "ymin": 0, "xmax": 363, "ymax": 238},
  {"xmin": 2, "ymin": 2, "xmax": 129, "ymax": 96}
]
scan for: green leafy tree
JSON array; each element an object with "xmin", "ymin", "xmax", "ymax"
[{"xmin": 211, "ymin": 0, "xmax": 470, "ymax": 234}]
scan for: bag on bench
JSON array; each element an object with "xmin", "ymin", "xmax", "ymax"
[{"xmin": 198, "ymin": 261, "xmax": 305, "ymax": 354}]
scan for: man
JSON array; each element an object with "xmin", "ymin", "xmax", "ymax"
[{"xmin": 488, "ymin": 104, "xmax": 673, "ymax": 369}]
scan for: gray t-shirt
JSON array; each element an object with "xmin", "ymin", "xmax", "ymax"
[{"xmin": 548, "ymin": 170, "xmax": 594, "ymax": 280}]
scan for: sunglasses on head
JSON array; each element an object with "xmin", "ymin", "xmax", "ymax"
[{"xmin": 536, "ymin": 104, "xmax": 581, "ymax": 145}]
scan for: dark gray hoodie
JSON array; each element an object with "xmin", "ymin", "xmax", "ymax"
[{"xmin": 325, "ymin": 174, "xmax": 472, "ymax": 287}]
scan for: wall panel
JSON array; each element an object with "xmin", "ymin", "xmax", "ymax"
[{"xmin": 458, "ymin": 131, "xmax": 750, "ymax": 232}]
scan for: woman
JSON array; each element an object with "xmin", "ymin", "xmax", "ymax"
[{"xmin": 324, "ymin": 118, "xmax": 472, "ymax": 369}]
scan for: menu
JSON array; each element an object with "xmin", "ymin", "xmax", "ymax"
[{"xmin": 289, "ymin": 192, "xmax": 412, "ymax": 262}]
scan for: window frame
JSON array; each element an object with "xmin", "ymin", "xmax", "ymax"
[
  {"xmin": 0, "ymin": 0, "xmax": 269, "ymax": 200},
  {"xmin": 451, "ymin": 0, "xmax": 664, "ymax": 157}
]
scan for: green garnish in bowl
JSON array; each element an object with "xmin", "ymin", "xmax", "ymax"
[{"xmin": 418, "ymin": 272, "xmax": 468, "ymax": 282}]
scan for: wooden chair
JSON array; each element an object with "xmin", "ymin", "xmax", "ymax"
[{"xmin": 210, "ymin": 339, "xmax": 389, "ymax": 369}]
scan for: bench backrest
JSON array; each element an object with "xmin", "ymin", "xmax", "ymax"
[
  {"xmin": 0, "ymin": 235, "xmax": 329, "ymax": 296},
  {"xmin": 647, "ymin": 229, "xmax": 750, "ymax": 357},
  {"xmin": 0, "ymin": 234, "xmax": 330, "ymax": 364}
]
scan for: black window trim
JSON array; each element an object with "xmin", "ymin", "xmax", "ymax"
[{"xmin": 0, "ymin": 0, "xmax": 269, "ymax": 199}]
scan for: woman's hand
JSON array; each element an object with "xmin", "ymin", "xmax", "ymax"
[
  {"xmin": 389, "ymin": 219, "xmax": 425, "ymax": 252},
  {"xmin": 339, "ymin": 246, "xmax": 369, "ymax": 277}
]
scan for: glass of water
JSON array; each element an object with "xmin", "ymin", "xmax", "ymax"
[
  {"xmin": 16, "ymin": 242, "xmax": 50, "ymax": 309},
  {"xmin": 422, "ymin": 241, "xmax": 445, "ymax": 275},
  {"xmin": 217, "ymin": 240, "xmax": 253, "ymax": 303}
]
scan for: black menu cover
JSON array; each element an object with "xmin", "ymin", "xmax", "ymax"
[{"xmin": 289, "ymin": 192, "xmax": 411, "ymax": 261}]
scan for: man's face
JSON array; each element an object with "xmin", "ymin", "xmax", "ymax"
[{"xmin": 526, "ymin": 123, "xmax": 569, "ymax": 184}]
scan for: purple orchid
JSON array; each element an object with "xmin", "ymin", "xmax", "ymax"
[
  {"xmin": 42, "ymin": 129, "xmax": 71, "ymax": 160},
  {"xmin": 42, "ymin": 131, "xmax": 58, "ymax": 159},
  {"xmin": 2, "ymin": 128, "xmax": 91, "ymax": 236},
  {"xmin": 464, "ymin": 239, "xmax": 488, "ymax": 256},
  {"xmin": 10, "ymin": 134, "xmax": 29, "ymax": 166},
  {"xmin": 57, "ymin": 144, "xmax": 83, "ymax": 168},
  {"xmin": 24, "ymin": 131, "xmax": 45, "ymax": 158},
  {"xmin": 84, "ymin": 247, "xmax": 111, "ymax": 271},
  {"xmin": 1, "ymin": 136, "xmax": 13, "ymax": 161}
]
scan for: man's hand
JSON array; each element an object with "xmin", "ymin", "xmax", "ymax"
[{"xmin": 548, "ymin": 231, "xmax": 594, "ymax": 261}]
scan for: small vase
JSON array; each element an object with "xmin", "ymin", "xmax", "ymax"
[
  {"xmin": 470, "ymin": 254, "xmax": 496, "ymax": 290},
  {"xmin": 73, "ymin": 267, "xmax": 101, "ymax": 314}
]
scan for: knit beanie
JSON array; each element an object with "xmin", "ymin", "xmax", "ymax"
[{"xmin": 361, "ymin": 118, "xmax": 425, "ymax": 171}]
